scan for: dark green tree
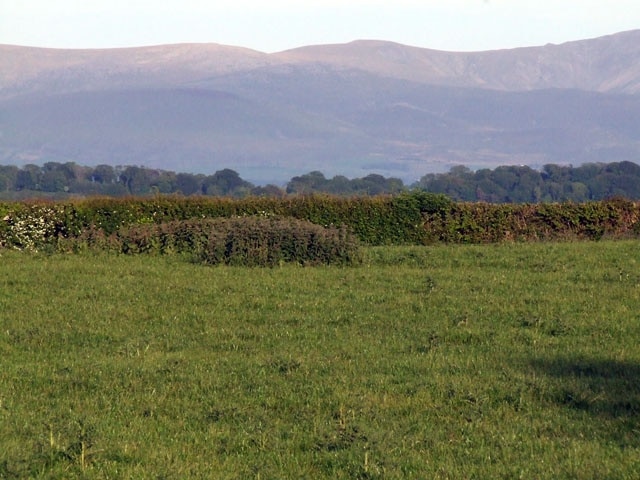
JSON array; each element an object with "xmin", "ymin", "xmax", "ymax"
[
  {"xmin": 204, "ymin": 169, "xmax": 253, "ymax": 196},
  {"xmin": 324, "ymin": 175, "xmax": 352, "ymax": 195},
  {"xmin": 152, "ymin": 171, "xmax": 177, "ymax": 194},
  {"xmin": 120, "ymin": 166, "xmax": 151, "ymax": 195},
  {"xmin": 0, "ymin": 165, "xmax": 19, "ymax": 191},
  {"xmin": 15, "ymin": 164, "xmax": 42, "ymax": 191},
  {"xmin": 90, "ymin": 164, "xmax": 117, "ymax": 184},
  {"xmin": 286, "ymin": 171, "xmax": 328, "ymax": 195},
  {"xmin": 175, "ymin": 173, "xmax": 202, "ymax": 196}
]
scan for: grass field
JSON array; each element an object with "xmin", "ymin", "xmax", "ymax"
[{"xmin": 1, "ymin": 241, "xmax": 639, "ymax": 478}]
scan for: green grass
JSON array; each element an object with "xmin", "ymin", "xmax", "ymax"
[{"xmin": 1, "ymin": 241, "xmax": 639, "ymax": 478}]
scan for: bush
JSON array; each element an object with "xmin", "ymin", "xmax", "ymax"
[
  {"xmin": 0, "ymin": 204, "xmax": 66, "ymax": 251},
  {"xmin": 92, "ymin": 216, "xmax": 361, "ymax": 267},
  {"xmin": 203, "ymin": 216, "xmax": 361, "ymax": 266}
]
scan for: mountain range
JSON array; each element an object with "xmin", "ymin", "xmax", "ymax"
[{"xmin": 1, "ymin": 29, "xmax": 640, "ymax": 184}]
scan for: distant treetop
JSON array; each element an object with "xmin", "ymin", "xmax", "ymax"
[{"xmin": 1, "ymin": 160, "xmax": 639, "ymax": 203}]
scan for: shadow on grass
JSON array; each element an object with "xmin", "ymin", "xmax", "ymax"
[
  {"xmin": 530, "ymin": 356, "xmax": 640, "ymax": 445},
  {"xmin": 530, "ymin": 356, "xmax": 640, "ymax": 417}
]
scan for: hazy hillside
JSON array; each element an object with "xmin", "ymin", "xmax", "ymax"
[
  {"xmin": 0, "ymin": 43, "xmax": 275, "ymax": 99},
  {"xmin": 1, "ymin": 30, "xmax": 640, "ymax": 184},
  {"xmin": 276, "ymin": 29, "xmax": 640, "ymax": 94}
]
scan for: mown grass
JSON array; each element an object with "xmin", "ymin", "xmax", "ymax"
[{"xmin": 1, "ymin": 241, "xmax": 639, "ymax": 478}]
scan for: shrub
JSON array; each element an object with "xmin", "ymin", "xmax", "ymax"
[
  {"xmin": 0, "ymin": 204, "xmax": 66, "ymax": 251},
  {"xmin": 107, "ymin": 216, "xmax": 361, "ymax": 266},
  {"xmin": 210, "ymin": 216, "xmax": 361, "ymax": 266}
]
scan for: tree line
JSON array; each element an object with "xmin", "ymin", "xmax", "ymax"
[
  {"xmin": 414, "ymin": 161, "xmax": 640, "ymax": 203},
  {"xmin": 0, "ymin": 163, "xmax": 261, "ymax": 198},
  {"xmin": 1, "ymin": 160, "xmax": 639, "ymax": 202}
]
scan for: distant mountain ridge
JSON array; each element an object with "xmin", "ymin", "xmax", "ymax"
[
  {"xmin": 0, "ymin": 43, "xmax": 275, "ymax": 99},
  {"xmin": 1, "ymin": 30, "xmax": 640, "ymax": 184},
  {"xmin": 277, "ymin": 30, "xmax": 640, "ymax": 94},
  {"xmin": 3, "ymin": 30, "xmax": 640, "ymax": 96}
]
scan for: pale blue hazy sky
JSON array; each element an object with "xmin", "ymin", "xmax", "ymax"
[{"xmin": 2, "ymin": 0, "xmax": 639, "ymax": 52}]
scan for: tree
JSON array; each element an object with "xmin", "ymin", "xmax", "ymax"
[
  {"xmin": 204, "ymin": 169, "xmax": 252, "ymax": 196},
  {"xmin": 542, "ymin": 164, "xmax": 571, "ymax": 183},
  {"xmin": 120, "ymin": 166, "xmax": 151, "ymax": 195},
  {"xmin": 509, "ymin": 166, "xmax": 543, "ymax": 203},
  {"xmin": 15, "ymin": 164, "xmax": 42, "ymax": 191},
  {"xmin": 0, "ymin": 165, "xmax": 18, "ymax": 191},
  {"xmin": 90, "ymin": 164, "xmax": 117, "ymax": 184},
  {"xmin": 36, "ymin": 161, "xmax": 78, "ymax": 192},
  {"xmin": 571, "ymin": 163, "xmax": 603, "ymax": 183},
  {"xmin": 324, "ymin": 175, "xmax": 352, "ymax": 195},
  {"xmin": 40, "ymin": 169, "xmax": 68, "ymax": 192},
  {"xmin": 286, "ymin": 171, "xmax": 327, "ymax": 195},
  {"xmin": 449, "ymin": 165, "xmax": 473, "ymax": 179},
  {"xmin": 175, "ymin": 173, "xmax": 201, "ymax": 196},
  {"xmin": 152, "ymin": 171, "xmax": 177, "ymax": 194},
  {"xmin": 565, "ymin": 182, "xmax": 589, "ymax": 202}
]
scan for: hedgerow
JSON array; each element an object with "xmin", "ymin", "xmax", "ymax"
[
  {"xmin": 0, "ymin": 193, "xmax": 451, "ymax": 248},
  {"xmin": 1, "ymin": 194, "xmax": 639, "ymax": 254},
  {"xmin": 423, "ymin": 197, "xmax": 640, "ymax": 243}
]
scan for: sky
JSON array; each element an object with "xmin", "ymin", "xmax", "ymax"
[{"xmin": 1, "ymin": 0, "xmax": 639, "ymax": 53}]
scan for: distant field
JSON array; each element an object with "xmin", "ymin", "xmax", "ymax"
[{"xmin": 1, "ymin": 241, "xmax": 639, "ymax": 478}]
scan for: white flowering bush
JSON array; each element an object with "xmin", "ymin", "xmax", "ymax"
[{"xmin": 1, "ymin": 205, "xmax": 65, "ymax": 251}]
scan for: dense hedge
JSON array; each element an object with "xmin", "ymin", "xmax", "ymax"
[
  {"xmin": 1, "ymin": 194, "xmax": 639, "ymax": 253},
  {"xmin": 0, "ymin": 193, "xmax": 450, "ymax": 249},
  {"xmin": 57, "ymin": 216, "xmax": 361, "ymax": 266},
  {"xmin": 423, "ymin": 197, "xmax": 640, "ymax": 243}
]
